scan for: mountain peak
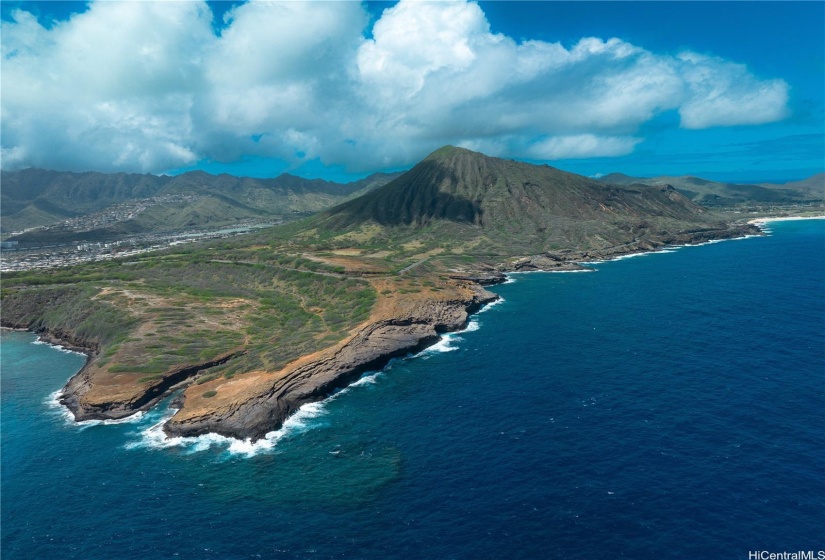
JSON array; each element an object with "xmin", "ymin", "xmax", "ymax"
[
  {"xmin": 316, "ymin": 146, "xmax": 713, "ymax": 249},
  {"xmin": 423, "ymin": 145, "xmax": 484, "ymax": 162}
]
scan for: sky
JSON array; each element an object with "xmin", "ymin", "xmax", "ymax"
[{"xmin": 1, "ymin": 1, "xmax": 823, "ymax": 183}]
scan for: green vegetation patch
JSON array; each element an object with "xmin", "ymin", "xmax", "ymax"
[
  {"xmin": 0, "ymin": 285, "xmax": 138, "ymax": 348},
  {"xmin": 2, "ymin": 232, "xmax": 378, "ymax": 382}
]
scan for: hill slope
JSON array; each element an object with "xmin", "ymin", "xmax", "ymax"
[
  {"xmin": 303, "ymin": 146, "xmax": 736, "ymax": 260},
  {"xmin": 600, "ymin": 172, "xmax": 824, "ymax": 207},
  {"xmin": 1, "ymin": 168, "xmax": 401, "ymax": 234}
]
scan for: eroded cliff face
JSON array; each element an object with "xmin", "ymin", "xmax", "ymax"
[
  {"xmin": 2, "ymin": 269, "xmax": 494, "ymax": 438},
  {"xmin": 0, "ymin": 286, "xmax": 113, "ymax": 356},
  {"xmin": 163, "ymin": 283, "xmax": 498, "ymax": 441},
  {"xmin": 157, "ymin": 224, "xmax": 760, "ymax": 441},
  {"xmin": 4, "ymin": 220, "xmax": 758, "ymax": 442},
  {"xmin": 58, "ymin": 350, "xmax": 241, "ymax": 421}
]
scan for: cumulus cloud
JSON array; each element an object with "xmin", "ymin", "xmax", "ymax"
[
  {"xmin": 676, "ymin": 52, "xmax": 789, "ymax": 129},
  {"xmin": 526, "ymin": 135, "xmax": 643, "ymax": 160},
  {"xmin": 0, "ymin": 0, "xmax": 791, "ymax": 173},
  {"xmin": 1, "ymin": 1, "xmax": 212, "ymax": 171}
]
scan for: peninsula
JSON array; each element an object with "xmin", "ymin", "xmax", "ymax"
[{"xmin": 0, "ymin": 147, "xmax": 782, "ymax": 441}]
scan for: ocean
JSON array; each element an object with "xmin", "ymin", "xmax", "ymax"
[{"xmin": 2, "ymin": 219, "xmax": 823, "ymax": 559}]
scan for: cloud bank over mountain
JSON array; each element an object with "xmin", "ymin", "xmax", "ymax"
[{"xmin": 1, "ymin": 0, "xmax": 790, "ymax": 173}]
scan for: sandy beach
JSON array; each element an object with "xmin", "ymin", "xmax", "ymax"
[{"xmin": 748, "ymin": 215, "xmax": 825, "ymax": 226}]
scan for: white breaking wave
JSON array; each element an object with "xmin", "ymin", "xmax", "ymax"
[
  {"xmin": 115, "ymin": 221, "xmax": 810, "ymax": 457},
  {"xmin": 746, "ymin": 216, "xmax": 825, "ymax": 238},
  {"xmin": 507, "ymin": 268, "xmax": 595, "ymax": 277},
  {"xmin": 78, "ymin": 280, "xmax": 511, "ymax": 457},
  {"xmin": 77, "ymin": 412, "xmax": 147, "ymax": 428},
  {"xmin": 124, "ymin": 400, "xmax": 331, "ymax": 458},
  {"xmin": 477, "ymin": 297, "xmax": 505, "ymax": 313},
  {"xmin": 421, "ymin": 333, "xmax": 463, "ymax": 355},
  {"xmin": 45, "ymin": 389, "xmax": 145, "ymax": 429},
  {"xmin": 582, "ymin": 247, "xmax": 686, "ymax": 264},
  {"xmin": 45, "ymin": 390, "xmax": 75, "ymax": 425},
  {"xmin": 606, "ymin": 251, "xmax": 654, "ymax": 261},
  {"xmin": 347, "ymin": 371, "xmax": 381, "ymax": 388},
  {"xmin": 419, "ymin": 302, "xmax": 493, "ymax": 356},
  {"xmin": 123, "ymin": 367, "xmax": 391, "ymax": 458},
  {"xmin": 31, "ymin": 338, "xmax": 86, "ymax": 356},
  {"xmin": 675, "ymin": 234, "xmax": 761, "ymax": 248},
  {"xmin": 749, "ymin": 215, "xmax": 825, "ymax": 226},
  {"xmin": 462, "ymin": 319, "xmax": 480, "ymax": 333}
]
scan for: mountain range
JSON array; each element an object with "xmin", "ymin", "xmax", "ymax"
[
  {"xmin": 599, "ymin": 172, "xmax": 823, "ymax": 207},
  {"xmin": 1, "ymin": 168, "xmax": 401, "ymax": 236},
  {"xmin": 4, "ymin": 154, "xmax": 821, "ymax": 243}
]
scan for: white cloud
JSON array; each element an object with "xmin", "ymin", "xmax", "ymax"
[
  {"xmin": 1, "ymin": 2, "xmax": 212, "ymax": 172},
  {"xmin": 526, "ymin": 135, "xmax": 643, "ymax": 160},
  {"xmin": 357, "ymin": 0, "xmax": 491, "ymax": 100},
  {"xmin": 677, "ymin": 52, "xmax": 789, "ymax": 129},
  {"xmin": 0, "ymin": 0, "xmax": 791, "ymax": 174}
]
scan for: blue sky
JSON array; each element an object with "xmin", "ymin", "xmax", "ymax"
[{"xmin": 1, "ymin": 1, "xmax": 822, "ymax": 183}]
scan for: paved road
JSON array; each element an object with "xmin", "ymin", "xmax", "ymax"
[{"xmin": 398, "ymin": 257, "xmax": 429, "ymax": 275}]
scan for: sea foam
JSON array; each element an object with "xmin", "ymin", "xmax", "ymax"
[
  {"xmin": 508, "ymin": 268, "xmax": 595, "ymax": 277},
  {"xmin": 478, "ymin": 297, "xmax": 505, "ymax": 312},
  {"xmin": 32, "ymin": 338, "xmax": 87, "ymax": 356},
  {"xmin": 608, "ymin": 250, "xmax": 662, "ymax": 261},
  {"xmin": 673, "ymin": 234, "xmax": 761, "ymax": 248},
  {"xmin": 122, "ymin": 368, "xmax": 395, "ymax": 458},
  {"xmin": 124, "ymin": 400, "xmax": 331, "ymax": 458},
  {"xmin": 71, "ymin": 279, "xmax": 504, "ymax": 457},
  {"xmin": 421, "ymin": 333, "xmax": 463, "ymax": 355},
  {"xmin": 462, "ymin": 319, "xmax": 480, "ymax": 333},
  {"xmin": 45, "ymin": 390, "xmax": 146, "ymax": 429}
]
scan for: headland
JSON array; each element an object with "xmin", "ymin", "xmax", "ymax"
[{"xmin": 1, "ymin": 146, "xmax": 814, "ymax": 442}]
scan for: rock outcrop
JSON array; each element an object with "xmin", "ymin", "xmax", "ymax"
[
  {"xmin": 162, "ymin": 284, "xmax": 498, "ymax": 441},
  {"xmin": 5, "ymin": 220, "xmax": 758, "ymax": 442},
  {"xmin": 59, "ymin": 351, "xmax": 241, "ymax": 422}
]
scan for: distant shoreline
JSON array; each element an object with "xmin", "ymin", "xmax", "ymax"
[
  {"xmin": 747, "ymin": 215, "xmax": 825, "ymax": 226},
  {"xmin": 0, "ymin": 325, "xmax": 93, "ymax": 356},
  {"xmin": 4, "ymin": 216, "xmax": 819, "ymax": 444}
]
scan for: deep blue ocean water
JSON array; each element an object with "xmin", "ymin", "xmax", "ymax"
[{"xmin": 2, "ymin": 219, "xmax": 824, "ymax": 560}]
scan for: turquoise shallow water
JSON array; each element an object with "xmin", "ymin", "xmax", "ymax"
[{"xmin": 2, "ymin": 219, "xmax": 824, "ymax": 559}]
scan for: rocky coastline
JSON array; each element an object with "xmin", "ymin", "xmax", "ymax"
[
  {"xmin": 162, "ymin": 284, "xmax": 498, "ymax": 441},
  {"xmin": 448, "ymin": 222, "xmax": 761, "ymax": 279},
  {"xmin": 58, "ymin": 350, "xmax": 243, "ymax": 422},
  {"xmin": 5, "ymin": 220, "xmax": 761, "ymax": 442},
  {"xmin": 0, "ymin": 322, "xmax": 98, "ymax": 357},
  {"xmin": 495, "ymin": 222, "xmax": 762, "ymax": 273}
]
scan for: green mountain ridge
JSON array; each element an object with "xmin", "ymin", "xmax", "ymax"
[
  {"xmin": 303, "ymin": 146, "xmax": 730, "ymax": 258},
  {"xmin": 599, "ymin": 172, "xmax": 824, "ymax": 207},
  {"xmin": 1, "ymin": 168, "xmax": 402, "ymax": 234}
]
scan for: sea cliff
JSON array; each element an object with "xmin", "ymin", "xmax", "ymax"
[
  {"xmin": 2, "ymin": 222, "xmax": 757, "ymax": 441},
  {"xmin": 163, "ymin": 283, "xmax": 497, "ymax": 440},
  {"xmin": 0, "ymin": 146, "xmax": 771, "ymax": 443}
]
